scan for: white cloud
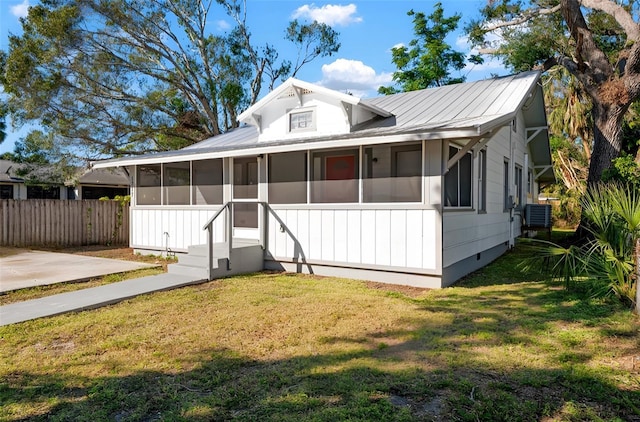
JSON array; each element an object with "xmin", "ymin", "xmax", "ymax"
[
  {"xmin": 10, "ymin": 0, "xmax": 29, "ymax": 18},
  {"xmin": 455, "ymin": 34, "xmax": 508, "ymax": 77},
  {"xmin": 292, "ymin": 4, "xmax": 362, "ymax": 27},
  {"xmin": 215, "ymin": 20, "xmax": 231, "ymax": 31},
  {"xmin": 464, "ymin": 56, "xmax": 507, "ymax": 75},
  {"xmin": 318, "ymin": 58, "xmax": 392, "ymax": 97}
]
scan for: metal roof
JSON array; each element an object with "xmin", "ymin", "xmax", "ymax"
[
  {"xmin": 93, "ymin": 71, "xmax": 552, "ymax": 181},
  {"xmin": 0, "ymin": 160, "xmax": 24, "ymax": 183},
  {"xmin": 77, "ymin": 167, "xmax": 130, "ymax": 185}
]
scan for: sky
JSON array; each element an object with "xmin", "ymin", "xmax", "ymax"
[{"xmin": 0, "ymin": 0, "xmax": 508, "ymax": 155}]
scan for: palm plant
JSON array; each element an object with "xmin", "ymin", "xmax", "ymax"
[{"xmin": 523, "ymin": 183, "xmax": 639, "ymax": 308}]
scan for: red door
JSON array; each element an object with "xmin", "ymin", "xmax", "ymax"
[
  {"xmin": 326, "ymin": 155, "xmax": 355, "ymax": 180},
  {"xmin": 325, "ymin": 155, "xmax": 356, "ymax": 202}
]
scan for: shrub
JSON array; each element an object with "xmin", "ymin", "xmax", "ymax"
[{"xmin": 523, "ymin": 183, "xmax": 639, "ymax": 308}]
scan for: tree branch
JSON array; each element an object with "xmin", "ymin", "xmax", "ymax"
[
  {"xmin": 580, "ymin": 0, "xmax": 640, "ymax": 41},
  {"xmin": 481, "ymin": 4, "xmax": 561, "ymax": 32}
]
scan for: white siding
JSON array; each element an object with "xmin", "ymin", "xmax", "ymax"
[
  {"xmin": 267, "ymin": 207, "xmax": 439, "ymax": 271},
  {"xmin": 259, "ymin": 94, "xmax": 350, "ymax": 142},
  {"xmin": 131, "ymin": 207, "xmax": 225, "ymax": 251},
  {"xmin": 442, "ymin": 116, "xmax": 532, "ymax": 268}
]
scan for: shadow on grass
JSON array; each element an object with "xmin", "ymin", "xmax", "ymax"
[
  {"xmin": 3, "ymin": 283, "xmax": 639, "ymax": 421},
  {"xmin": 3, "ymin": 342, "xmax": 638, "ymax": 421},
  {"xmin": 2, "ymin": 233, "xmax": 638, "ymax": 421}
]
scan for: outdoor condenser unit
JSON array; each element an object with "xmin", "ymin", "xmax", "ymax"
[{"xmin": 524, "ymin": 204, "xmax": 552, "ymax": 229}]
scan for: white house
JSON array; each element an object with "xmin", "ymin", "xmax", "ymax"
[{"xmin": 92, "ymin": 71, "xmax": 553, "ymax": 288}]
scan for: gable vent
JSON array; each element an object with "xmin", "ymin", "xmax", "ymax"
[{"xmin": 278, "ymin": 87, "xmax": 313, "ymax": 99}]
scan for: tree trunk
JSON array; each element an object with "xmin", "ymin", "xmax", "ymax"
[{"xmin": 585, "ymin": 103, "xmax": 626, "ymax": 187}]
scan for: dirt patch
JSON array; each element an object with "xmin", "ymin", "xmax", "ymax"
[
  {"xmin": 365, "ymin": 280, "xmax": 431, "ymax": 298},
  {"xmin": 0, "ymin": 247, "xmax": 25, "ymax": 258},
  {"xmin": 35, "ymin": 246, "xmax": 175, "ymax": 270}
]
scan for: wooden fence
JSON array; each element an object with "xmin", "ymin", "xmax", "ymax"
[{"xmin": 0, "ymin": 200, "xmax": 129, "ymax": 247}]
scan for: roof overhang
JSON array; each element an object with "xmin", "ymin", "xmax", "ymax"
[{"xmin": 92, "ymin": 124, "xmax": 492, "ymax": 169}]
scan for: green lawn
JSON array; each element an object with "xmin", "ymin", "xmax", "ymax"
[{"xmin": 1, "ymin": 241, "xmax": 639, "ymax": 421}]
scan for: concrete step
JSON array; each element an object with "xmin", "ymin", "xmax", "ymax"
[
  {"xmin": 177, "ymin": 253, "xmax": 208, "ymax": 268},
  {"xmin": 187, "ymin": 243, "xmax": 230, "ymax": 257},
  {"xmin": 187, "ymin": 244, "xmax": 208, "ymax": 256},
  {"xmin": 167, "ymin": 263, "xmax": 211, "ymax": 279}
]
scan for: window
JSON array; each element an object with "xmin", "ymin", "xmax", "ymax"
[
  {"xmin": 503, "ymin": 159, "xmax": 510, "ymax": 211},
  {"xmin": 363, "ymin": 143, "xmax": 422, "ymax": 202},
  {"xmin": 193, "ymin": 159, "xmax": 223, "ymax": 205},
  {"xmin": 136, "ymin": 164, "xmax": 161, "ymax": 205},
  {"xmin": 82, "ymin": 186, "xmax": 128, "ymax": 199},
  {"xmin": 163, "ymin": 162, "xmax": 190, "ymax": 205},
  {"xmin": 515, "ymin": 165, "xmax": 523, "ymax": 209},
  {"xmin": 311, "ymin": 149, "xmax": 359, "ymax": 203},
  {"xmin": 478, "ymin": 149, "xmax": 487, "ymax": 212},
  {"xmin": 27, "ymin": 185, "xmax": 60, "ymax": 199},
  {"xmin": 0, "ymin": 184, "xmax": 13, "ymax": 199},
  {"xmin": 269, "ymin": 151, "xmax": 307, "ymax": 204},
  {"xmin": 444, "ymin": 145, "xmax": 472, "ymax": 207},
  {"xmin": 289, "ymin": 109, "xmax": 315, "ymax": 133}
]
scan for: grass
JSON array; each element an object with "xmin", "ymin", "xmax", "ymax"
[{"xmin": 1, "ymin": 238, "xmax": 639, "ymax": 421}]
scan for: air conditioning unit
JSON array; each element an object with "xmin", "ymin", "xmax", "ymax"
[{"xmin": 524, "ymin": 204, "xmax": 552, "ymax": 228}]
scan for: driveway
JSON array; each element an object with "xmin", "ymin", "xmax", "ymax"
[{"xmin": 0, "ymin": 248, "xmax": 156, "ymax": 293}]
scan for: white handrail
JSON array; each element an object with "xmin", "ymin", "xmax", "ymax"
[{"xmin": 201, "ymin": 201, "xmax": 267, "ymax": 280}]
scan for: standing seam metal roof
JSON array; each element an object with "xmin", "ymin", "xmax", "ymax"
[{"xmin": 93, "ymin": 71, "xmax": 550, "ymax": 173}]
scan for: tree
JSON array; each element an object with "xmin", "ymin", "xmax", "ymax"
[
  {"xmin": 0, "ymin": 51, "xmax": 6, "ymax": 145},
  {"xmin": 466, "ymin": 0, "xmax": 640, "ymax": 187},
  {"xmin": 0, "ymin": 103, "xmax": 6, "ymax": 146},
  {"xmin": 544, "ymin": 68, "xmax": 592, "ymax": 163},
  {"xmin": 379, "ymin": 3, "xmax": 482, "ymax": 94},
  {"xmin": 1, "ymin": 0, "xmax": 339, "ymax": 162}
]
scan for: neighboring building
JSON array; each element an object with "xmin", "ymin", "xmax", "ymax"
[
  {"xmin": 68, "ymin": 168, "xmax": 130, "ymax": 199},
  {"xmin": 93, "ymin": 71, "xmax": 554, "ymax": 288},
  {"xmin": 0, "ymin": 160, "xmax": 129, "ymax": 200},
  {"xmin": 0, "ymin": 160, "xmax": 25, "ymax": 199}
]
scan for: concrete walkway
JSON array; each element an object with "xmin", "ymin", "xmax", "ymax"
[
  {"xmin": 0, "ymin": 273, "xmax": 207, "ymax": 326},
  {"xmin": 0, "ymin": 249, "xmax": 157, "ymax": 293}
]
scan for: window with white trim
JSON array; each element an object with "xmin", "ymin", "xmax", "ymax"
[
  {"xmin": 503, "ymin": 159, "xmax": 510, "ymax": 211},
  {"xmin": 444, "ymin": 144, "xmax": 472, "ymax": 207},
  {"xmin": 515, "ymin": 165, "xmax": 523, "ymax": 209},
  {"xmin": 478, "ymin": 149, "xmax": 487, "ymax": 212},
  {"xmin": 289, "ymin": 109, "xmax": 315, "ymax": 133}
]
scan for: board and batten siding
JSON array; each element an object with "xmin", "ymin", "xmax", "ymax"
[
  {"xmin": 267, "ymin": 208, "xmax": 438, "ymax": 272},
  {"xmin": 130, "ymin": 207, "xmax": 225, "ymax": 251}
]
